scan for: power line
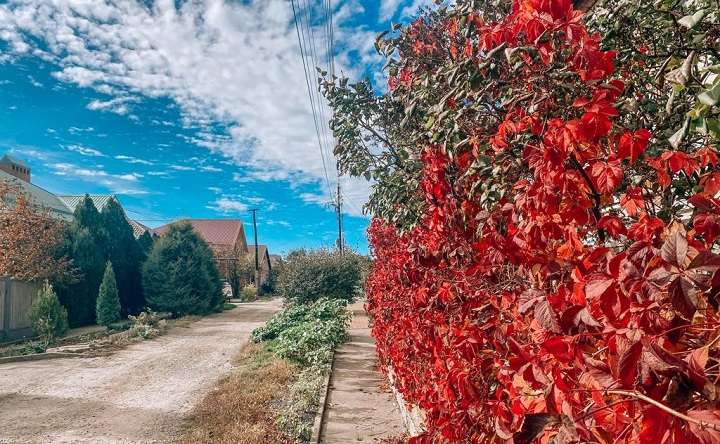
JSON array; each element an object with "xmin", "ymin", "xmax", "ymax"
[{"xmin": 290, "ymin": 0, "xmax": 335, "ymax": 200}]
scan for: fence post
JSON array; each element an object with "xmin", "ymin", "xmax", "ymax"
[{"xmin": 1, "ymin": 276, "xmax": 10, "ymax": 342}]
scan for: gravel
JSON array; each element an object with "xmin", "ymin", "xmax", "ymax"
[{"xmin": 0, "ymin": 299, "xmax": 282, "ymax": 444}]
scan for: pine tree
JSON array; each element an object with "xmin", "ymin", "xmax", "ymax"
[
  {"xmin": 143, "ymin": 221, "xmax": 224, "ymax": 316},
  {"xmin": 73, "ymin": 194, "xmax": 105, "ymax": 246},
  {"xmin": 137, "ymin": 230, "xmax": 154, "ymax": 259},
  {"xmin": 53, "ymin": 224, "xmax": 105, "ymax": 325},
  {"xmin": 96, "ymin": 262, "xmax": 121, "ymax": 327},
  {"xmin": 100, "ymin": 198, "xmax": 144, "ymax": 314},
  {"xmin": 28, "ymin": 280, "xmax": 69, "ymax": 348}
]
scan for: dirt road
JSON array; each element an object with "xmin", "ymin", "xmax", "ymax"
[{"xmin": 0, "ymin": 299, "xmax": 282, "ymax": 444}]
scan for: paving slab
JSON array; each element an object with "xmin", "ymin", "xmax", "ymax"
[{"xmin": 319, "ymin": 301, "xmax": 405, "ymax": 443}]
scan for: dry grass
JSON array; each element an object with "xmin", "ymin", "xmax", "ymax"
[{"xmin": 177, "ymin": 342, "xmax": 298, "ymax": 444}]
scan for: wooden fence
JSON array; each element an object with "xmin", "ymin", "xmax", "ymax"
[{"xmin": 0, "ymin": 276, "xmax": 41, "ymax": 343}]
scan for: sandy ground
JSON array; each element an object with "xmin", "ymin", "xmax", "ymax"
[{"xmin": 0, "ymin": 299, "xmax": 282, "ymax": 444}]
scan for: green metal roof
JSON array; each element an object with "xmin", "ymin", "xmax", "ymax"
[
  {"xmin": 0, "ymin": 169, "xmax": 74, "ymax": 220},
  {"xmin": 56, "ymin": 195, "xmax": 115, "ymax": 213}
]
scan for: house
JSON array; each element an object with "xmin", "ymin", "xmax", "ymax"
[
  {"xmin": 154, "ymin": 219, "xmax": 248, "ymax": 254},
  {"xmin": 155, "ymin": 219, "xmax": 278, "ymax": 286},
  {"xmin": 0, "ymin": 155, "xmax": 75, "ymax": 220},
  {"xmin": 254, "ymin": 245, "xmax": 273, "ymax": 285},
  {"xmin": 0, "ymin": 154, "xmax": 146, "ymax": 237}
]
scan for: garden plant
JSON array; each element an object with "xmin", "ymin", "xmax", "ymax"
[{"xmin": 324, "ymin": 0, "xmax": 720, "ymax": 442}]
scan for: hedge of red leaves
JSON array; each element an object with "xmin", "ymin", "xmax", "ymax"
[{"xmin": 364, "ymin": 1, "xmax": 720, "ymax": 442}]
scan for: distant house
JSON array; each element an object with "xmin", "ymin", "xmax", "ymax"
[
  {"xmin": 0, "ymin": 154, "xmax": 146, "ymax": 237},
  {"xmin": 155, "ymin": 219, "xmax": 277, "ymax": 285},
  {"xmin": 154, "ymin": 219, "xmax": 249, "ymax": 254},
  {"xmin": 255, "ymin": 245, "xmax": 272, "ymax": 284}
]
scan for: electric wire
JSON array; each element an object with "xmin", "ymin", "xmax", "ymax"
[{"xmin": 290, "ymin": 0, "xmax": 334, "ymax": 200}]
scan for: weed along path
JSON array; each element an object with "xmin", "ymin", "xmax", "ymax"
[{"xmin": 0, "ymin": 299, "xmax": 283, "ymax": 444}]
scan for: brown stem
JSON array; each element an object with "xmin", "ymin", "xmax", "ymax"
[
  {"xmin": 606, "ymin": 390, "xmax": 720, "ymax": 431},
  {"xmin": 568, "ymin": 153, "xmax": 605, "ymax": 242}
]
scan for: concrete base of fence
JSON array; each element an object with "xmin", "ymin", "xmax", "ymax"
[
  {"xmin": 0, "ymin": 352, "xmax": 84, "ymax": 365},
  {"xmin": 387, "ymin": 369, "xmax": 425, "ymax": 437},
  {"xmin": 310, "ymin": 351, "xmax": 335, "ymax": 444}
]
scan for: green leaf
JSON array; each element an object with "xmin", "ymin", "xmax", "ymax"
[
  {"xmin": 669, "ymin": 117, "xmax": 690, "ymax": 150},
  {"xmin": 698, "ymin": 82, "xmax": 720, "ymax": 107},
  {"xmin": 677, "ymin": 9, "xmax": 708, "ymax": 29},
  {"xmin": 424, "ymin": 116, "xmax": 436, "ymax": 130},
  {"xmin": 707, "ymin": 119, "xmax": 720, "ymax": 139}
]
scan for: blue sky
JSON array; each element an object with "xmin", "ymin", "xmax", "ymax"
[{"xmin": 0, "ymin": 0, "xmax": 433, "ymax": 256}]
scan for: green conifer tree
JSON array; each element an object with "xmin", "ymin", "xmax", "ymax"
[
  {"xmin": 28, "ymin": 281, "xmax": 69, "ymax": 348},
  {"xmin": 100, "ymin": 198, "xmax": 144, "ymax": 314},
  {"xmin": 143, "ymin": 221, "xmax": 223, "ymax": 316},
  {"xmin": 96, "ymin": 262, "xmax": 121, "ymax": 327}
]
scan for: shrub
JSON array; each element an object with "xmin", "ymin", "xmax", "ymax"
[
  {"xmin": 326, "ymin": 0, "xmax": 720, "ymax": 441},
  {"xmin": 240, "ymin": 283, "xmax": 258, "ymax": 302},
  {"xmin": 142, "ymin": 221, "xmax": 224, "ymax": 316},
  {"xmin": 252, "ymin": 297, "xmax": 351, "ymax": 442},
  {"xmin": 252, "ymin": 298, "xmax": 349, "ymax": 366},
  {"xmin": 96, "ymin": 261, "xmax": 121, "ymax": 327},
  {"xmin": 276, "ymin": 249, "xmax": 363, "ymax": 305},
  {"xmin": 28, "ymin": 281, "xmax": 69, "ymax": 348}
]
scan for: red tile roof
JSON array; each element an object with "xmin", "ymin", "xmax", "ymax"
[{"xmin": 155, "ymin": 219, "xmax": 247, "ymax": 252}]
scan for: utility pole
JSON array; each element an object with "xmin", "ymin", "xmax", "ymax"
[
  {"xmin": 251, "ymin": 209, "xmax": 259, "ymax": 273},
  {"xmin": 336, "ymin": 175, "xmax": 343, "ymax": 256}
]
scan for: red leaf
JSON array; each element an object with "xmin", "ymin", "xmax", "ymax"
[
  {"xmin": 661, "ymin": 231, "xmax": 689, "ymax": 268},
  {"xmin": 686, "ymin": 346, "xmax": 709, "ymax": 388},
  {"xmin": 535, "ymin": 299, "xmax": 561, "ymax": 333},
  {"xmin": 696, "ymin": 146, "xmax": 719, "ymax": 169},
  {"xmin": 668, "ymin": 276, "xmax": 697, "ymax": 318},
  {"xmin": 662, "ymin": 150, "xmax": 700, "ymax": 176},
  {"xmin": 617, "ymin": 129, "xmax": 652, "ymax": 164},
  {"xmin": 694, "ymin": 213, "xmax": 720, "ymax": 245},
  {"xmin": 619, "ymin": 187, "xmax": 645, "ymax": 217},
  {"xmin": 689, "ymin": 194, "xmax": 720, "ymax": 212},
  {"xmin": 617, "ymin": 341, "xmax": 642, "ymax": 387},
  {"xmin": 687, "ymin": 410, "xmax": 720, "ymax": 443},
  {"xmin": 582, "ymin": 111, "xmax": 612, "ymax": 140},
  {"xmin": 590, "ymin": 160, "xmax": 623, "ymax": 194},
  {"xmin": 585, "ymin": 273, "xmax": 615, "ymax": 300},
  {"xmin": 598, "ymin": 215, "xmax": 627, "ymax": 238},
  {"xmin": 628, "ymin": 213, "xmax": 665, "ymax": 242},
  {"xmin": 639, "ymin": 406, "xmax": 675, "ymax": 442},
  {"xmin": 701, "ymin": 172, "xmax": 720, "ymax": 196}
]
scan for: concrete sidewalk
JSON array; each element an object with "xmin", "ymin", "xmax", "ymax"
[{"xmin": 319, "ymin": 300, "xmax": 406, "ymax": 443}]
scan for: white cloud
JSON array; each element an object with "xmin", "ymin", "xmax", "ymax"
[
  {"xmin": 208, "ymin": 186, "xmax": 222, "ymax": 193},
  {"xmin": 66, "ymin": 144, "xmax": 105, "ymax": 157},
  {"xmin": 300, "ymin": 192, "xmax": 330, "ymax": 207},
  {"xmin": 200, "ymin": 165, "xmax": 222, "ymax": 172},
  {"xmin": 48, "ymin": 162, "xmax": 147, "ymax": 195},
  {"xmin": 206, "ymin": 197, "xmax": 248, "ymax": 214},
  {"xmin": 115, "ymin": 155, "xmax": 154, "ymax": 165},
  {"xmin": 68, "ymin": 126, "xmax": 94, "ymax": 133},
  {"xmin": 379, "ymin": 0, "xmax": 404, "ymax": 21},
  {"xmin": 0, "ymin": 0, "xmax": 382, "ymax": 208},
  {"xmin": 86, "ymin": 96, "xmax": 139, "ymax": 115},
  {"xmin": 266, "ymin": 219, "xmax": 291, "ymax": 228},
  {"xmin": 169, "ymin": 165, "xmax": 194, "ymax": 171}
]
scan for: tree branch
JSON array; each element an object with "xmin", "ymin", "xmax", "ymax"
[{"xmin": 606, "ymin": 389, "xmax": 720, "ymax": 431}]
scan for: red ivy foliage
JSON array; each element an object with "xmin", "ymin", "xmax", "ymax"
[{"xmin": 364, "ymin": 0, "xmax": 720, "ymax": 442}]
